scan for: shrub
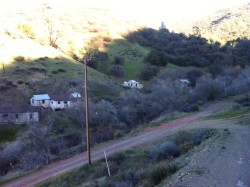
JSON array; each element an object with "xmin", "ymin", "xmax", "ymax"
[
  {"xmin": 5, "ymin": 81, "xmax": 13, "ymax": 86},
  {"xmin": 179, "ymin": 141, "xmax": 193, "ymax": 153},
  {"xmin": 14, "ymin": 56, "xmax": 25, "ymax": 62},
  {"xmin": 18, "ymin": 24, "xmax": 35, "ymax": 39},
  {"xmin": 103, "ymin": 36, "xmax": 113, "ymax": 42},
  {"xmin": 144, "ymin": 49, "xmax": 168, "ymax": 66},
  {"xmin": 109, "ymin": 152, "xmax": 126, "ymax": 165},
  {"xmin": 109, "ymin": 65, "xmax": 125, "ymax": 78},
  {"xmin": 51, "ymin": 70, "xmax": 58, "ymax": 74},
  {"xmin": 17, "ymin": 80, "xmax": 24, "ymax": 84},
  {"xmin": 150, "ymin": 140, "xmax": 180, "ymax": 161},
  {"xmin": 113, "ymin": 56, "xmax": 125, "ymax": 65},
  {"xmin": 139, "ymin": 64, "xmax": 159, "ymax": 81},
  {"xmin": 57, "ymin": 68, "xmax": 67, "ymax": 73},
  {"xmin": 149, "ymin": 164, "xmax": 178, "ymax": 185}
]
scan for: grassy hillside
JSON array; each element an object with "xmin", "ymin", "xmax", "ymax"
[
  {"xmin": 0, "ymin": 37, "xmax": 122, "ymax": 103},
  {"xmin": 173, "ymin": 3, "xmax": 250, "ymax": 44}
]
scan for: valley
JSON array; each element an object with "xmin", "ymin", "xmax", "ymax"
[{"xmin": 0, "ymin": 1, "xmax": 250, "ymax": 186}]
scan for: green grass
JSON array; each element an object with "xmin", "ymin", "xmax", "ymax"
[
  {"xmin": 193, "ymin": 166, "xmax": 204, "ymax": 175},
  {"xmin": 105, "ymin": 39, "xmax": 149, "ymax": 81},
  {"xmin": 0, "ymin": 55, "xmax": 123, "ymax": 101},
  {"xmin": 0, "ymin": 125, "xmax": 26, "ymax": 144},
  {"xmin": 149, "ymin": 113, "xmax": 187, "ymax": 127},
  {"xmin": 206, "ymin": 107, "xmax": 250, "ymax": 119}
]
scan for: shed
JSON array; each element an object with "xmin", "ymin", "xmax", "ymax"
[
  {"xmin": 30, "ymin": 94, "xmax": 50, "ymax": 108},
  {"xmin": 122, "ymin": 80, "xmax": 143, "ymax": 89},
  {"xmin": 49, "ymin": 94, "xmax": 72, "ymax": 110},
  {"xmin": 0, "ymin": 104, "xmax": 39, "ymax": 124}
]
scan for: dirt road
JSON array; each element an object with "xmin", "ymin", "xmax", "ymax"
[{"xmin": 1, "ymin": 101, "xmax": 232, "ymax": 187}]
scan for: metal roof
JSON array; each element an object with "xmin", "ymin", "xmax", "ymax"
[
  {"xmin": 49, "ymin": 94, "xmax": 71, "ymax": 101},
  {"xmin": 0, "ymin": 104, "xmax": 39, "ymax": 113},
  {"xmin": 33, "ymin": 94, "xmax": 50, "ymax": 100}
]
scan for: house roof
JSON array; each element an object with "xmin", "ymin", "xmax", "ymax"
[
  {"xmin": 49, "ymin": 94, "xmax": 72, "ymax": 101},
  {"xmin": 0, "ymin": 104, "xmax": 39, "ymax": 113},
  {"xmin": 33, "ymin": 94, "xmax": 50, "ymax": 100},
  {"xmin": 180, "ymin": 79, "xmax": 191, "ymax": 84}
]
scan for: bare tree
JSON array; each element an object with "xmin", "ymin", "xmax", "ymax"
[{"xmin": 46, "ymin": 19, "xmax": 60, "ymax": 48}]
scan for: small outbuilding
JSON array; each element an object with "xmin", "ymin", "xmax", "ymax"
[
  {"xmin": 122, "ymin": 80, "xmax": 143, "ymax": 89},
  {"xmin": 49, "ymin": 94, "xmax": 72, "ymax": 110},
  {"xmin": 30, "ymin": 94, "xmax": 50, "ymax": 108},
  {"xmin": 0, "ymin": 104, "xmax": 39, "ymax": 124}
]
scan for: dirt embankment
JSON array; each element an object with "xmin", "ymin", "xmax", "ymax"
[{"xmin": 165, "ymin": 119, "xmax": 250, "ymax": 187}]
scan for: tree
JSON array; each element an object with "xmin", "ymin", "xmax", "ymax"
[
  {"xmin": 46, "ymin": 19, "xmax": 60, "ymax": 48},
  {"xmin": 113, "ymin": 56, "xmax": 125, "ymax": 65},
  {"xmin": 159, "ymin": 21, "xmax": 167, "ymax": 31},
  {"xmin": 144, "ymin": 50, "xmax": 168, "ymax": 66},
  {"xmin": 139, "ymin": 64, "xmax": 159, "ymax": 81},
  {"xmin": 109, "ymin": 65, "xmax": 125, "ymax": 78}
]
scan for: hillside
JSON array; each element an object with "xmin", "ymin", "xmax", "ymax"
[
  {"xmin": 0, "ymin": 0, "xmax": 149, "ymax": 102},
  {"xmin": 0, "ymin": 37, "xmax": 122, "ymax": 103},
  {"xmin": 173, "ymin": 3, "xmax": 250, "ymax": 44}
]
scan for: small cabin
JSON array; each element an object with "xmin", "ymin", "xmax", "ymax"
[
  {"xmin": 179, "ymin": 79, "xmax": 192, "ymax": 87},
  {"xmin": 30, "ymin": 93, "xmax": 82, "ymax": 110},
  {"xmin": 0, "ymin": 105, "xmax": 39, "ymax": 124},
  {"xmin": 49, "ymin": 94, "xmax": 72, "ymax": 110},
  {"xmin": 122, "ymin": 80, "xmax": 143, "ymax": 89},
  {"xmin": 30, "ymin": 94, "xmax": 50, "ymax": 108}
]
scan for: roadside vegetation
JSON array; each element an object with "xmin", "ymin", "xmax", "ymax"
[{"xmin": 37, "ymin": 129, "xmax": 215, "ymax": 187}]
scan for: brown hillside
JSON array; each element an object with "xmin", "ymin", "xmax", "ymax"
[{"xmin": 173, "ymin": 3, "xmax": 250, "ymax": 44}]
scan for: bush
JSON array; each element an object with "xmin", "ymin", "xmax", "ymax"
[
  {"xmin": 139, "ymin": 64, "xmax": 159, "ymax": 81},
  {"xmin": 179, "ymin": 141, "xmax": 193, "ymax": 153},
  {"xmin": 18, "ymin": 24, "xmax": 35, "ymax": 39},
  {"xmin": 144, "ymin": 49, "xmax": 168, "ymax": 66},
  {"xmin": 149, "ymin": 164, "xmax": 178, "ymax": 185},
  {"xmin": 109, "ymin": 152, "xmax": 126, "ymax": 165},
  {"xmin": 113, "ymin": 56, "xmax": 125, "ymax": 65},
  {"xmin": 57, "ymin": 68, "xmax": 67, "ymax": 73},
  {"xmin": 150, "ymin": 140, "xmax": 180, "ymax": 161},
  {"xmin": 109, "ymin": 65, "xmax": 125, "ymax": 77},
  {"xmin": 14, "ymin": 56, "xmax": 25, "ymax": 62}
]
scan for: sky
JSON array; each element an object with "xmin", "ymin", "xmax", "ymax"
[{"xmin": 0, "ymin": 0, "xmax": 249, "ymax": 28}]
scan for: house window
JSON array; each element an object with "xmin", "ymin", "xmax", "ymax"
[
  {"xmin": 32, "ymin": 99, "xmax": 34, "ymax": 103},
  {"xmin": 64, "ymin": 101, "xmax": 67, "ymax": 104},
  {"xmin": 30, "ymin": 114, "xmax": 32, "ymax": 119},
  {"xmin": 3, "ymin": 114, "xmax": 8, "ymax": 118},
  {"xmin": 16, "ymin": 114, "xmax": 18, "ymax": 118},
  {"xmin": 58, "ymin": 101, "xmax": 61, "ymax": 104},
  {"xmin": 42, "ymin": 100, "xmax": 45, "ymax": 104}
]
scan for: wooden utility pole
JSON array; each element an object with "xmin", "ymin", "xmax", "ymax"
[{"xmin": 84, "ymin": 59, "xmax": 91, "ymax": 165}]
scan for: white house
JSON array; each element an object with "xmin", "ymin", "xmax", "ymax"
[
  {"xmin": 30, "ymin": 93, "xmax": 82, "ymax": 110},
  {"xmin": 30, "ymin": 94, "xmax": 51, "ymax": 108},
  {"xmin": 179, "ymin": 79, "xmax": 192, "ymax": 87},
  {"xmin": 49, "ymin": 94, "xmax": 72, "ymax": 110},
  {"xmin": 122, "ymin": 80, "xmax": 143, "ymax": 89}
]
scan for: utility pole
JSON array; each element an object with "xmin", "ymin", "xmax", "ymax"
[{"xmin": 84, "ymin": 58, "xmax": 91, "ymax": 165}]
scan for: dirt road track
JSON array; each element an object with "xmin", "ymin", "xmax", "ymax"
[{"xmin": 2, "ymin": 101, "xmax": 226, "ymax": 187}]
